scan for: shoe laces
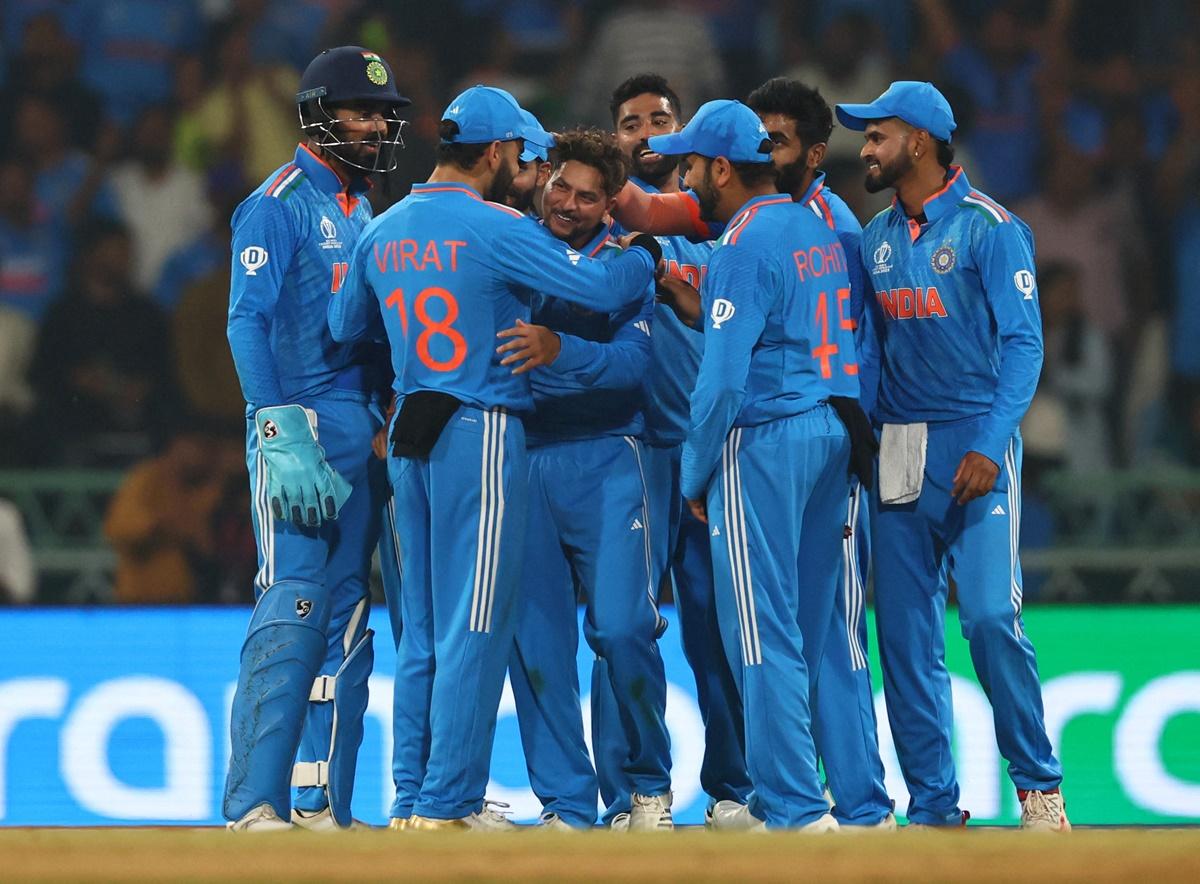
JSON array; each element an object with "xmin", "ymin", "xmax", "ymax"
[
  {"xmin": 1022, "ymin": 790, "xmax": 1060, "ymax": 822},
  {"xmin": 633, "ymin": 793, "xmax": 669, "ymax": 812},
  {"xmin": 480, "ymin": 799, "xmax": 513, "ymax": 824}
]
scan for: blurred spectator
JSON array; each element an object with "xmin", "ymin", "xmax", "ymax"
[
  {"xmin": 1031, "ymin": 261, "xmax": 1115, "ymax": 473},
  {"xmin": 234, "ymin": 0, "xmax": 331, "ymax": 73},
  {"xmin": 2, "ymin": 12, "xmax": 104, "ymax": 151},
  {"xmin": 916, "ymin": 0, "xmax": 1050, "ymax": 202},
  {"xmin": 782, "ymin": 10, "xmax": 894, "ymax": 166},
  {"xmin": 28, "ymin": 220, "xmax": 176, "ymax": 466},
  {"xmin": 156, "ymin": 163, "xmax": 243, "ymax": 310},
  {"xmin": 0, "ymin": 157, "xmax": 65, "ymax": 327},
  {"xmin": 571, "ymin": 0, "xmax": 727, "ymax": 126},
  {"xmin": 0, "ymin": 158, "xmax": 65, "ymax": 420},
  {"xmin": 0, "ymin": 498, "xmax": 36, "ymax": 604},
  {"xmin": 108, "ymin": 105, "xmax": 213, "ymax": 294},
  {"xmin": 104, "ymin": 422, "xmax": 229, "ymax": 604},
  {"xmin": 174, "ymin": 22, "xmax": 300, "ymax": 184},
  {"xmin": 1015, "ymin": 145, "xmax": 1146, "ymax": 342},
  {"xmin": 14, "ymin": 94, "xmax": 118, "ymax": 229},
  {"xmin": 167, "ymin": 164, "xmax": 246, "ymax": 424},
  {"xmin": 72, "ymin": 0, "xmax": 204, "ymax": 125}
]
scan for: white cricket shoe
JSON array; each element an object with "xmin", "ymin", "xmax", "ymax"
[
  {"xmin": 707, "ymin": 801, "xmax": 764, "ymax": 832},
  {"xmin": 609, "ymin": 812, "xmax": 631, "ymax": 832},
  {"xmin": 466, "ymin": 800, "xmax": 517, "ymax": 831},
  {"xmin": 800, "ymin": 813, "xmax": 840, "ymax": 833},
  {"xmin": 291, "ymin": 806, "xmax": 365, "ymax": 832},
  {"xmin": 227, "ymin": 803, "xmax": 292, "ymax": 832},
  {"xmin": 629, "ymin": 792, "xmax": 674, "ymax": 832},
  {"xmin": 539, "ymin": 812, "xmax": 583, "ymax": 832},
  {"xmin": 1019, "ymin": 789, "xmax": 1071, "ymax": 832}
]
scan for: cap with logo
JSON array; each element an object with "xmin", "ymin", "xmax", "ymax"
[
  {"xmin": 518, "ymin": 109, "xmax": 555, "ymax": 163},
  {"xmin": 835, "ymin": 81, "xmax": 956, "ymax": 143},
  {"xmin": 440, "ymin": 85, "xmax": 555, "ymax": 149},
  {"xmin": 646, "ymin": 99, "xmax": 774, "ymax": 163},
  {"xmin": 296, "ymin": 45, "xmax": 411, "ymax": 108}
]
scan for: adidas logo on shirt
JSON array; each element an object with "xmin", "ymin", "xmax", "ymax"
[
  {"xmin": 630, "ymin": 518, "xmax": 643, "ymax": 531},
  {"xmin": 992, "ymin": 504, "xmax": 1006, "ymax": 516}
]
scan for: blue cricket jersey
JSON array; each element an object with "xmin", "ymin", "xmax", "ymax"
[
  {"xmin": 227, "ymin": 143, "xmax": 382, "ymax": 409},
  {"xmin": 625, "ymin": 179, "xmax": 714, "ymax": 448},
  {"xmin": 525, "ymin": 223, "xmax": 655, "ymax": 446},
  {"xmin": 681, "ymin": 194, "xmax": 858, "ymax": 499},
  {"xmin": 858, "ymin": 166, "xmax": 1043, "ymax": 468},
  {"xmin": 328, "ymin": 182, "xmax": 655, "ymax": 414}
]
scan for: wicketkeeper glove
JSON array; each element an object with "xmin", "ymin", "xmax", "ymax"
[
  {"xmin": 255, "ymin": 404, "xmax": 352, "ymax": 527},
  {"xmin": 828, "ymin": 396, "xmax": 879, "ymax": 491}
]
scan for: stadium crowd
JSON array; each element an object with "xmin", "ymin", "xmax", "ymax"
[{"xmin": 0, "ymin": 0, "xmax": 1197, "ymax": 604}]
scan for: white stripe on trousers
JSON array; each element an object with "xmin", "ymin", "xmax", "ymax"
[
  {"xmin": 721, "ymin": 429, "xmax": 761, "ymax": 666},
  {"xmin": 842, "ymin": 485, "xmax": 868, "ymax": 670},
  {"xmin": 623, "ymin": 436, "xmax": 662, "ymax": 630},
  {"xmin": 386, "ymin": 494, "xmax": 404, "ymax": 581},
  {"xmin": 1004, "ymin": 440, "xmax": 1024, "ymax": 639},
  {"xmin": 470, "ymin": 410, "xmax": 507, "ymax": 633},
  {"xmin": 253, "ymin": 449, "xmax": 275, "ymax": 591}
]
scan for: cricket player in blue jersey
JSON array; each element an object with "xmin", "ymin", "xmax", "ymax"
[
  {"xmin": 600, "ymin": 74, "xmax": 751, "ymax": 829},
  {"xmin": 744, "ymin": 77, "xmax": 893, "ymax": 830},
  {"xmin": 328, "ymin": 85, "xmax": 661, "ymax": 830},
  {"xmin": 611, "ymin": 77, "xmax": 893, "ymax": 830},
  {"xmin": 505, "ymin": 109, "xmax": 553, "ymax": 216},
  {"xmin": 651, "ymin": 99, "xmax": 861, "ymax": 831},
  {"xmin": 223, "ymin": 46, "xmax": 410, "ymax": 832},
  {"xmin": 836, "ymin": 81, "xmax": 1069, "ymax": 831},
  {"xmin": 502, "ymin": 128, "xmax": 670, "ymax": 832}
]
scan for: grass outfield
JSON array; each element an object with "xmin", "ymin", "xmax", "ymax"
[{"xmin": 3, "ymin": 828, "xmax": 1199, "ymax": 882}]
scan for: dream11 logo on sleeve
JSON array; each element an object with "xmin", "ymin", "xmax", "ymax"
[{"xmin": 240, "ymin": 246, "xmax": 269, "ymax": 276}]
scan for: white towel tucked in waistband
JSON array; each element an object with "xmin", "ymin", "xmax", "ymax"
[{"xmin": 879, "ymin": 422, "xmax": 928, "ymax": 505}]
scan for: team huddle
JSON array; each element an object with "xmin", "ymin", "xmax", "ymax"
[{"xmin": 221, "ymin": 44, "xmax": 1070, "ymax": 833}]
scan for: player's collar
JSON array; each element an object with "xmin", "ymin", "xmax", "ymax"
[
  {"xmin": 295, "ymin": 144, "xmax": 372, "ymax": 196},
  {"xmin": 892, "ymin": 165, "xmax": 969, "ymax": 225},
  {"xmin": 630, "ymin": 175, "xmax": 661, "ymax": 195},
  {"xmin": 728, "ymin": 191, "xmax": 793, "ymax": 228},
  {"xmin": 579, "ymin": 220, "xmax": 615, "ymax": 257},
  {"xmin": 410, "ymin": 181, "xmax": 484, "ymax": 200},
  {"xmin": 799, "ymin": 171, "xmax": 826, "ymax": 206}
]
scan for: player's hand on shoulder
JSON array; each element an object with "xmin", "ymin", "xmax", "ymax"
[
  {"xmin": 951, "ymin": 450, "xmax": 999, "ymax": 505},
  {"xmin": 496, "ymin": 319, "xmax": 561, "ymax": 374},
  {"xmin": 617, "ymin": 231, "xmax": 665, "ymax": 269}
]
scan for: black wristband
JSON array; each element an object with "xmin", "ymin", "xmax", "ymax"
[{"xmin": 628, "ymin": 233, "xmax": 662, "ymax": 266}]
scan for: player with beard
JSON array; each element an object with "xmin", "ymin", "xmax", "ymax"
[
  {"xmin": 224, "ymin": 46, "xmax": 408, "ymax": 832},
  {"xmin": 502, "ymin": 127, "xmax": 670, "ymax": 831},
  {"xmin": 836, "ymin": 82, "xmax": 1067, "ymax": 831},
  {"xmin": 329, "ymin": 87, "xmax": 661, "ymax": 830},
  {"xmin": 599, "ymin": 73, "xmax": 753, "ymax": 829},
  {"xmin": 505, "ymin": 109, "xmax": 554, "ymax": 216}
]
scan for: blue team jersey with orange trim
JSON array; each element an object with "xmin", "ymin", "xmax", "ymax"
[
  {"xmin": 526, "ymin": 223, "xmax": 655, "ymax": 446},
  {"xmin": 858, "ymin": 166, "xmax": 1043, "ymax": 467},
  {"xmin": 623, "ymin": 178, "xmax": 714, "ymax": 448},
  {"xmin": 681, "ymin": 194, "xmax": 858, "ymax": 499},
  {"xmin": 329, "ymin": 182, "xmax": 655, "ymax": 414},
  {"xmin": 226, "ymin": 143, "xmax": 380, "ymax": 408}
]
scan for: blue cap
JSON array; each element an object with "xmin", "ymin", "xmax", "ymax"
[
  {"xmin": 836, "ymin": 81, "xmax": 956, "ymax": 142},
  {"xmin": 518, "ymin": 109, "xmax": 554, "ymax": 163},
  {"xmin": 296, "ymin": 46, "xmax": 410, "ymax": 107},
  {"xmin": 646, "ymin": 99, "xmax": 774, "ymax": 163},
  {"xmin": 440, "ymin": 85, "xmax": 554, "ymax": 147}
]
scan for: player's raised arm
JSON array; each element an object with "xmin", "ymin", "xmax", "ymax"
[
  {"xmin": 679, "ymin": 245, "xmax": 773, "ymax": 501},
  {"xmin": 611, "ymin": 181, "xmax": 715, "ymax": 239},
  {"xmin": 227, "ymin": 195, "xmax": 298, "ymax": 407},
  {"xmin": 971, "ymin": 218, "xmax": 1045, "ymax": 467},
  {"xmin": 327, "ymin": 226, "xmax": 383, "ymax": 344}
]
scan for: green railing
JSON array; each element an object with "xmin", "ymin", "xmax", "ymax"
[{"xmin": 2, "ymin": 467, "xmax": 1199, "ymax": 603}]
